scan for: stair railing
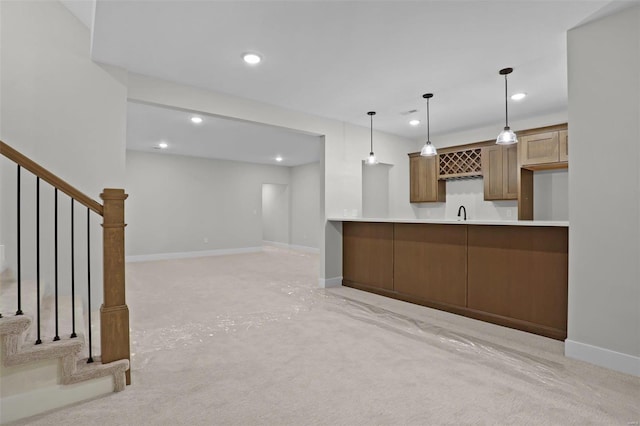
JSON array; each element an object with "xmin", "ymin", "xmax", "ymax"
[{"xmin": 0, "ymin": 141, "xmax": 131, "ymax": 385}]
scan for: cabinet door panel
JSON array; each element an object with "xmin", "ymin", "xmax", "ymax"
[
  {"xmin": 559, "ymin": 130, "xmax": 568, "ymax": 162},
  {"xmin": 482, "ymin": 145, "xmax": 504, "ymax": 200},
  {"xmin": 467, "ymin": 225, "xmax": 568, "ymax": 331},
  {"xmin": 520, "ymin": 131, "xmax": 559, "ymax": 166},
  {"xmin": 409, "ymin": 156, "xmax": 423, "ymax": 202},
  {"xmin": 424, "ymin": 155, "xmax": 437, "ymax": 200},
  {"xmin": 409, "ymin": 155, "xmax": 445, "ymax": 202},
  {"xmin": 394, "ymin": 223, "xmax": 467, "ymax": 307},
  {"xmin": 482, "ymin": 145, "xmax": 517, "ymax": 200},
  {"xmin": 503, "ymin": 145, "xmax": 518, "ymax": 199},
  {"xmin": 343, "ymin": 222, "xmax": 394, "ymax": 290}
]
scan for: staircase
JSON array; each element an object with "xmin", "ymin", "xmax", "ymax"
[{"xmin": 0, "ymin": 141, "xmax": 131, "ymax": 423}]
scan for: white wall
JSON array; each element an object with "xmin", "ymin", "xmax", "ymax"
[
  {"xmin": 262, "ymin": 183, "xmax": 290, "ymax": 245},
  {"xmin": 534, "ymin": 170, "xmax": 568, "ymax": 221},
  {"xmin": 566, "ymin": 6, "xmax": 640, "ymax": 376},
  {"xmin": 126, "ymin": 153, "xmax": 321, "ymax": 257},
  {"xmin": 290, "ymin": 162, "xmax": 320, "ymax": 249},
  {"xmin": 125, "ymin": 151, "xmax": 290, "ymax": 257},
  {"xmin": 0, "ymin": 0, "xmax": 127, "ymax": 308},
  {"xmin": 410, "ymin": 111, "xmax": 569, "ymax": 221},
  {"xmin": 362, "ymin": 163, "xmax": 391, "ymax": 218}
]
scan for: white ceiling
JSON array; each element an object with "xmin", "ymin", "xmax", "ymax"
[
  {"xmin": 126, "ymin": 101, "xmax": 322, "ymax": 166},
  {"xmin": 91, "ymin": 0, "xmax": 614, "ymax": 142}
]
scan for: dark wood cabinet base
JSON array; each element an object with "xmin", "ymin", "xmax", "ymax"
[
  {"xmin": 342, "ymin": 221, "xmax": 568, "ymax": 341},
  {"xmin": 342, "ymin": 280, "xmax": 566, "ymax": 340}
]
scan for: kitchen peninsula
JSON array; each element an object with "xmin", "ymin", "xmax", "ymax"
[{"xmin": 330, "ymin": 218, "xmax": 569, "ymax": 340}]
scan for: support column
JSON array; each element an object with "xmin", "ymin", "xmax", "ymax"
[{"xmin": 100, "ymin": 188, "xmax": 131, "ymax": 385}]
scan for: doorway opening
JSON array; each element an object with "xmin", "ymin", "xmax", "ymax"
[{"xmin": 261, "ymin": 183, "xmax": 290, "ymax": 247}]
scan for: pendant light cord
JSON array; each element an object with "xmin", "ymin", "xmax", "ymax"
[
  {"xmin": 370, "ymin": 113, "xmax": 373, "ymax": 152},
  {"xmin": 504, "ymin": 74, "xmax": 509, "ymax": 128},
  {"xmin": 426, "ymin": 97, "xmax": 430, "ymax": 142}
]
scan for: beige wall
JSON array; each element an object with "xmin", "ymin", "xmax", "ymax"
[
  {"xmin": 290, "ymin": 162, "xmax": 321, "ymax": 249},
  {"xmin": 261, "ymin": 183, "xmax": 290, "ymax": 245},
  {"xmin": 125, "ymin": 151, "xmax": 291, "ymax": 257},
  {"xmin": 125, "ymin": 152, "xmax": 322, "ymax": 257},
  {"xmin": 566, "ymin": 6, "xmax": 640, "ymax": 375}
]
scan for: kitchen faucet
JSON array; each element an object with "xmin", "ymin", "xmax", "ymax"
[{"xmin": 457, "ymin": 205, "xmax": 467, "ymax": 221}]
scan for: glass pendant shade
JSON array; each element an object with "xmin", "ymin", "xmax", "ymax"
[
  {"xmin": 496, "ymin": 127, "xmax": 518, "ymax": 145},
  {"xmin": 420, "ymin": 141, "xmax": 437, "ymax": 156},
  {"xmin": 366, "ymin": 152, "xmax": 378, "ymax": 165},
  {"xmin": 420, "ymin": 93, "xmax": 437, "ymax": 157}
]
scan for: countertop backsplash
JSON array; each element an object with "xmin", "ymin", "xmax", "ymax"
[
  {"xmin": 413, "ymin": 178, "xmax": 516, "ymax": 221},
  {"xmin": 411, "ymin": 171, "xmax": 568, "ymax": 222}
]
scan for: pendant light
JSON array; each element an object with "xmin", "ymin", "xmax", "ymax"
[
  {"xmin": 496, "ymin": 67, "xmax": 518, "ymax": 145},
  {"xmin": 366, "ymin": 111, "xmax": 378, "ymax": 165},
  {"xmin": 420, "ymin": 93, "xmax": 437, "ymax": 157}
]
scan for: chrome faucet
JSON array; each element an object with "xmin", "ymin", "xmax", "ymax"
[{"xmin": 457, "ymin": 205, "xmax": 467, "ymax": 221}]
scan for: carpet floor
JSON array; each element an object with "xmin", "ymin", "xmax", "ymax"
[{"xmin": 10, "ymin": 247, "xmax": 640, "ymax": 425}]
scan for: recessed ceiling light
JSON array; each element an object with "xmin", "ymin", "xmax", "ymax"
[
  {"xmin": 243, "ymin": 53, "xmax": 262, "ymax": 65},
  {"xmin": 157, "ymin": 142, "xmax": 168, "ymax": 149},
  {"xmin": 511, "ymin": 92, "xmax": 527, "ymax": 101},
  {"xmin": 191, "ymin": 116, "xmax": 203, "ymax": 124},
  {"xmin": 275, "ymin": 156, "xmax": 283, "ymax": 162},
  {"xmin": 409, "ymin": 119, "xmax": 420, "ymax": 126}
]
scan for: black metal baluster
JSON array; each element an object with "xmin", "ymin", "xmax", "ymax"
[
  {"xmin": 70, "ymin": 199, "xmax": 77, "ymax": 338},
  {"xmin": 87, "ymin": 208, "xmax": 93, "ymax": 363},
  {"xmin": 53, "ymin": 189, "xmax": 60, "ymax": 341},
  {"xmin": 35, "ymin": 177, "xmax": 42, "ymax": 345},
  {"xmin": 16, "ymin": 165, "xmax": 23, "ymax": 316}
]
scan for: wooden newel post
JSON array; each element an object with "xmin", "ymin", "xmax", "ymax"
[{"xmin": 100, "ymin": 188, "xmax": 131, "ymax": 385}]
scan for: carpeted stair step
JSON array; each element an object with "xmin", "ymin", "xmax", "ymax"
[{"xmin": 0, "ymin": 315, "xmax": 128, "ymax": 391}]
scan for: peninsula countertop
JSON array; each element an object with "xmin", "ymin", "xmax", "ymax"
[{"xmin": 328, "ymin": 217, "xmax": 569, "ymax": 227}]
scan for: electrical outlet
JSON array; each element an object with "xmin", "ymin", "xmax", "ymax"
[{"xmin": 203, "ymin": 237, "xmax": 209, "ymax": 244}]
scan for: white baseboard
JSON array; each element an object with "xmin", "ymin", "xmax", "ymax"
[
  {"xmin": 565, "ymin": 339, "xmax": 640, "ymax": 377},
  {"xmin": 319, "ymin": 276, "xmax": 342, "ymax": 288},
  {"xmin": 262, "ymin": 241, "xmax": 319, "ymax": 254},
  {"xmin": 289, "ymin": 243, "xmax": 320, "ymax": 254},
  {"xmin": 0, "ymin": 376, "xmax": 113, "ymax": 424},
  {"xmin": 126, "ymin": 247, "xmax": 263, "ymax": 263}
]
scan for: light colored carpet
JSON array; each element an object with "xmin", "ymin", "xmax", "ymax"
[{"xmin": 10, "ymin": 246, "xmax": 640, "ymax": 425}]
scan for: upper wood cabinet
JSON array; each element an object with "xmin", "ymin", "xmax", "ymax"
[
  {"xmin": 409, "ymin": 153, "xmax": 446, "ymax": 203},
  {"xmin": 482, "ymin": 144, "xmax": 517, "ymax": 200},
  {"xmin": 520, "ymin": 131, "xmax": 559, "ymax": 166},
  {"xmin": 519, "ymin": 125, "xmax": 568, "ymax": 168}
]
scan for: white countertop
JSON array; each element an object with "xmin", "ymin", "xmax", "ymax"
[{"xmin": 327, "ymin": 217, "xmax": 569, "ymax": 227}]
